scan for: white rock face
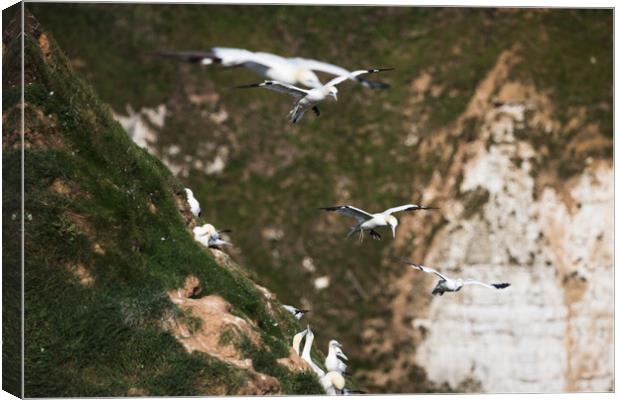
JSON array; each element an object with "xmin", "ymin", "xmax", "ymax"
[
  {"xmin": 414, "ymin": 104, "xmax": 613, "ymax": 392},
  {"xmin": 113, "ymin": 104, "xmax": 166, "ymax": 150}
]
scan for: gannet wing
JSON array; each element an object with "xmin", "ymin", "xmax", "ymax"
[
  {"xmin": 399, "ymin": 258, "xmax": 449, "ymax": 281},
  {"xmin": 289, "ymin": 58, "xmax": 390, "ymax": 89},
  {"xmin": 325, "ymin": 68, "xmax": 393, "ymax": 88},
  {"xmin": 288, "ymin": 57, "xmax": 351, "ymax": 77},
  {"xmin": 383, "ymin": 204, "xmax": 439, "ymax": 215},
  {"xmin": 153, "ymin": 50, "xmax": 222, "ymax": 64},
  {"xmin": 463, "ymin": 280, "xmax": 511, "ymax": 290},
  {"xmin": 234, "ymin": 80, "xmax": 309, "ymax": 99},
  {"xmin": 318, "ymin": 205, "xmax": 374, "ymax": 223}
]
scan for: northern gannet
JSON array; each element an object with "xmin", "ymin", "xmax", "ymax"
[
  {"xmin": 184, "ymin": 188, "xmax": 201, "ymax": 217},
  {"xmin": 319, "ymin": 204, "xmax": 437, "ymax": 241},
  {"xmin": 400, "ymin": 259, "xmax": 511, "ymax": 296},
  {"xmin": 292, "ymin": 328, "xmax": 308, "ymax": 356},
  {"xmin": 301, "ymin": 324, "xmax": 326, "ymax": 378},
  {"xmin": 288, "ymin": 57, "xmax": 389, "ymax": 90},
  {"xmin": 235, "ymin": 68, "xmax": 393, "ymax": 123},
  {"xmin": 156, "ymin": 47, "xmax": 323, "ymax": 88},
  {"xmin": 282, "ymin": 304, "xmax": 309, "ymax": 320},
  {"xmin": 325, "ymin": 340, "xmax": 348, "ymax": 375},
  {"xmin": 193, "ymin": 224, "xmax": 232, "ymax": 249},
  {"xmin": 320, "ymin": 371, "xmax": 346, "ymax": 395}
]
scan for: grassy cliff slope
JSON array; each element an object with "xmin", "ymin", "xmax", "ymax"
[{"xmin": 3, "ymin": 11, "xmax": 325, "ymax": 396}]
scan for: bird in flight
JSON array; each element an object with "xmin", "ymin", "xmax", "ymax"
[
  {"xmin": 282, "ymin": 304, "xmax": 309, "ymax": 320},
  {"xmin": 235, "ymin": 68, "xmax": 393, "ymax": 123},
  {"xmin": 319, "ymin": 203, "xmax": 437, "ymax": 242},
  {"xmin": 399, "ymin": 258, "xmax": 511, "ymax": 296},
  {"xmin": 155, "ymin": 47, "xmax": 389, "ymax": 89}
]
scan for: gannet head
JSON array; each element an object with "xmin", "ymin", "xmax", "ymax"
[
  {"xmin": 185, "ymin": 188, "xmax": 194, "ymax": 196},
  {"xmin": 387, "ymin": 215, "xmax": 398, "ymax": 238},
  {"xmin": 329, "ymin": 340, "xmax": 343, "ymax": 349},
  {"xmin": 297, "ymin": 69, "xmax": 322, "ymax": 88},
  {"xmin": 326, "ymin": 86, "xmax": 338, "ymax": 101}
]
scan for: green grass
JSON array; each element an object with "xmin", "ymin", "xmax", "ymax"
[
  {"xmin": 21, "ymin": 4, "xmax": 613, "ymax": 393},
  {"xmin": 4, "ymin": 12, "xmax": 323, "ymax": 396}
]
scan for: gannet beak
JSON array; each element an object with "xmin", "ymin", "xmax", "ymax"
[{"xmin": 391, "ymin": 224, "xmax": 396, "ymax": 238}]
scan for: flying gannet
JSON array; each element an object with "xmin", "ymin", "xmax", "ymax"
[
  {"xmin": 288, "ymin": 57, "xmax": 389, "ymax": 90},
  {"xmin": 235, "ymin": 68, "xmax": 393, "ymax": 123},
  {"xmin": 301, "ymin": 324, "xmax": 326, "ymax": 378},
  {"xmin": 400, "ymin": 259, "xmax": 511, "ymax": 296},
  {"xmin": 320, "ymin": 371, "xmax": 346, "ymax": 395},
  {"xmin": 155, "ymin": 47, "xmax": 323, "ymax": 88},
  {"xmin": 193, "ymin": 224, "xmax": 232, "ymax": 249},
  {"xmin": 325, "ymin": 340, "xmax": 348, "ymax": 375},
  {"xmin": 184, "ymin": 188, "xmax": 201, "ymax": 217},
  {"xmin": 282, "ymin": 304, "xmax": 309, "ymax": 320},
  {"xmin": 319, "ymin": 204, "xmax": 437, "ymax": 242}
]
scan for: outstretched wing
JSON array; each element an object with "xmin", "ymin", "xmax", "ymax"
[
  {"xmin": 319, "ymin": 205, "xmax": 374, "ymax": 223},
  {"xmin": 289, "ymin": 58, "xmax": 391, "ymax": 90},
  {"xmin": 234, "ymin": 81, "xmax": 309, "ymax": 99},
  {"xmin": 153, "ymin": 50, "xmax": 222, "ymax": 64},
  {"xmin": 325, "ymin": 68, "xmax": 394, "ymax": 88},
  {"xmin": 383, "ymin": 204, "xmax": 438, "ymax": 215},
  {"xmin": 463, "ymin": 280, "xmax": 511, "ymax": 290},
  {"xmin": 399, "ymin": 258, "xmax": 449, "ymax": 281}
]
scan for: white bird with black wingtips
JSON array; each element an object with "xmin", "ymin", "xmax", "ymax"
[
  {"xmin": 282, "ymin": 304, "xmax": 309, "ymax": 320},
  {"xmin": 325, "ymin": 340, "xmax": 348, "ymax": 375},
  {"xmin": 319, "ymin": 204, "xmax": 438, "ymax": 242},
  {"xmin": 155, "ymin": 47, "xmax": 324, "ymax": 89},
  {"xmin": 235, "ymin": 68, "xmax": 393, "ymax": 123},
  {"xmin": 400, "ymin": 258, "xmax": 511, "ymax": 296},
  {"xmin": 193, "ymin": 224, "xmax": 232, "ymax": 249}
]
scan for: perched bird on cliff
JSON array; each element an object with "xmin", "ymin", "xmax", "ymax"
[
  {"xmin": 319, "ymin": 204, "xmax": 438, "ymax": 242},
  {"xmin": 325, "ymin": 340, "xmax": 348, "ymax": 375},
  {"xmin": 400, "ymin": 259, "xmax": 511, "ymax": 296},
  {"xmin": 184, "ymin": 188, "xmax": 201, "ymax": 217},
  {"xmin": 282, "ymin": 304, "xmax": 309, "ymax": 320},
  {"xmin": 320, "ymin": 371, "xmax": 346, "ymax": 395},
  {"xmin": 235, "ymin": 68, "xmax": 393, "ymax": 123},
  {"xmin": 193, "ymin": 224, "xmax": 232, "ymax": 249},
  {"xmin": 292, "ymin": 327, "xmax": 308, "ymax": 356},
  {"xmin": 301, "ymin": 324, "xmax": 326, "ymax": 378}
]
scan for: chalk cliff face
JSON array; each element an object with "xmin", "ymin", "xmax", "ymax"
[{"xmin": 386, "ymin": 48, "xmax": 613, "ymax": 392}]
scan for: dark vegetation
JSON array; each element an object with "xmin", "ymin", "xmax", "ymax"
[
  {"xmin": 3, "ymin": 9, "xmax": 323, "ymax": 396},
  {"xmin": 11, "ymin": 4, "xmax": 614, "ymax": 393}
]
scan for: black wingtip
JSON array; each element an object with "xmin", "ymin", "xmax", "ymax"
[
  {"xmin": 369, "ymin": 67, "xmax": 395, "ymax": 73},
  {"xmin": 231, "ymin": 82, "xmax": 264, "ymax": 90},
  {"xmin": 493, "ymin": 283, "xmax": 511, "ymax": 289},
  {"xmin": 318, "ymin": 206, "xmax": 340, "ymax": 211}
]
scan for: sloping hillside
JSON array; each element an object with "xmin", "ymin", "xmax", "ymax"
[
  {"xmin": 25, "ymin": 5, "xmax": 613, "ymax": 393},
  {"xmin": 3, "ymin": 10, "xmax": 327, "ymax": 396}
]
